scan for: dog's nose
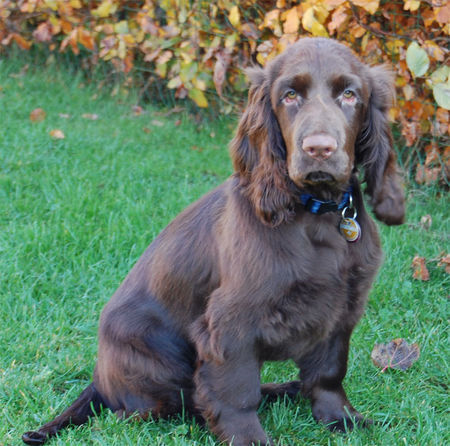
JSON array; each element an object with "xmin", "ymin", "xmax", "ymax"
[{"xmin": 302, "ymin": 134, "xmax": 337, "ymax": 160}]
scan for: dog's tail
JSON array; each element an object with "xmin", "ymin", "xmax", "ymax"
[{"xmin": 22, "ymin": 382, "xmax": 104, "ymax": 445}]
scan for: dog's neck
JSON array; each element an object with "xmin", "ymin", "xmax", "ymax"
[{"xmin": 299, "ymin": 186, "xmax": 352, "ymax": 215}]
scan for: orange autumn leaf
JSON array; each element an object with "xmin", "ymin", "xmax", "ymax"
[
  {"xmin": 438, "ymin": 254, "xmax": 450, "ymax": 274},
  {"xmin": 30, "ymin": 108, "xmax": 46, "ymax": 122},
  {"xmin": 412, "ymin": 256, "xmax": 430, "ymax": 281},
  {"xmin": 12, "ymin": 33, "xmax": 32, "ymax": 50},
  {"xmin": 77, "ymin": 28, "xmax": 95, "ymax": 51},
  {"xmin": 283, "ymin": 7, "xmax": 300, "ymax": 34}
]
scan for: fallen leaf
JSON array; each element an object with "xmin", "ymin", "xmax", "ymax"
[
  {"xmin": 151, "ymin": 119, "xmax": 164, "ymax": 127},
  {"xmin": 415, "ymin": 164, "xmax": 440, "ymax": 185},
  {"xmin": 352, "ymin": 0, "xmax": 379, "ymax": 15},
  {"xmin": 283, "ymin": 6, "xmax": 300, "ymax": 34},
  {"xmin": 33, "ymin": 22, "xmax": 53, "ymax": 43},
  {"xmin": 438, "ymin": 254, "xmax": 450, "ymax": 274},
  {"xmin": 371, "ymin": 339, "xmax": 420, "ymax": 371},
  {"xmin": 406, "ymin": 42, "xmax": 430, "ymax": 77},
  {"xmin": 403, "ymin": 0, "xmax": 420, "ymax": 12},
  {"xmin": 432, "ymin": 83, "xmax": 450, "ymax": 111},
  {"xmin": 412, "ymin": 255, "xmax": 430, "ymax": 281},
  {"xmin": 49, "ymin": 129, "xmax": 65, "ymax": 139},
  {"xmin": 132, "ymin": 105, "xmax": 143, "ymax": 116},
  {"xmin": 30, "ymin": 108, "xmax": 46, "ymax": 122},
  {"xmin": 82, "ymin": 113, "xmax": 99, "ymax": 120},
  {"xmin": 142, "ymin": 127, "xmax": 151, "ymax": 134},
  {"xmin": 154, "ymin": 106, "xmax": 184, "ymax": 117},
  {"xmin": 228, "ymin": 5, "xmax": 240, "ymax": 28},
  {"xmin": 419, "ymin": 214, "xmax": 432, "ymax": 230},
  {"xmin": 59, "ymin": 113, "xmax": 71, "ymax": 119},
  {"xmin": 12, "ymin": 33, "xmax": 32, "ymax": 50}
]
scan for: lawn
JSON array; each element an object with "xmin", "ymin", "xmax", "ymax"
[{"xmin": 0, "ymin": 57, "xmax": 448, "ymax": 446}]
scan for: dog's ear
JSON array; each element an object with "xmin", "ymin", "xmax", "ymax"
[
  {"xmin": 356, "ymin": 65, "xmax": 405, "ymax": 225},
  {"xmin": 230, "ymin": 66, "xmax": 294, "ymax": 227}
]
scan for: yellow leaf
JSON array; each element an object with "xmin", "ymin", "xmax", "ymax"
[
  {"xmin": 423, "ymin": 40, "xmax": 445, "ymax": 62},
  {"xmin": 402, "ymin": 84, "xmax": 414, "ymax": 100},
  {"xmin": 93, "ymin": 1, "xmax": 117, "ymax": 19},
  {"xmin": 43, "ymin": 1, "xmax": 58, "ymax": 11},
  {"xmin": 351, "ymin": 0, "xmax": 379, "ymax": 15},
  {"xmin": 302, "ymin": 7, "xmax": 315, "ymax": 31},
  {"xmin": 361, "ymin": 33, "xmax": 369, "ymax": 51},
  {"xmin": 117, "ymin": 39, "xmax": 126, "ymax": 59},
  {"xmin": 69, "ymin": 0, "xmax": 82, "ymax": 8},
  {"xmin": 311, "ymin": 20, "xmax": 329, "ymax": 37},
  {"xmin": 156, "ymin": 63, "xmax": 168, "ymax": 78},
  {"xmin": 302, "ymin": 7, "xmax": 328, "ymax": 36},
  {"xmin": 228, "ymin": 5, "xmax": 240, "ymax": 28},
  {"xmin": 193, "ymin": 78, "xmax": 207, "ymax": 91},
  {"xmin": 167, "ymin": 77, "xmax": 182, "ymax": 89},
  {"xmin": 403, "ymin": 0, "xmax": 420, "ymax": 12},
  {"xmin": 114, "ymin": 21, "xmax": 129, "ymax": 35},
  {"xmin": 314, "ymin": 4, "xmax": 330, "ymax": 23},
  {"xmin": 256, "ymin": 52, "xmax": 266, "ymax": 66},
  {"xmin": 225, "ymin": 33, "xmax": 237, "ymax": 50},
  {"xmin": 283, "ymin": 7, "xmax": 300, "ymax": 34},
  {"xmin": 188, "ymin": 88, "xmax": 208, "ymax": 108}
]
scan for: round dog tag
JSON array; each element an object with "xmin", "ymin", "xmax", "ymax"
[{"xmin": 339, "ymin": 217, "xmax": 361, "ymax": 242}]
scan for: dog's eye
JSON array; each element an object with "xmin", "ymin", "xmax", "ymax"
[
  {"xmin": 343, "ymin": 89, "xmax": 354, "ymax": 99},
  {"xmin": 286, "ymin": 90, "xmax": 297, "ymax": 99},
  {"xmin": 283, "ymin": 89, "xmax": 298, "ymax": 103},
  {"xmin": 341, "ymin": 89, "xmax": 357, "ymax": 105}
]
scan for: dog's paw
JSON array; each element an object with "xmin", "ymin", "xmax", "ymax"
[
  {"xmin": 323, "ymin": 413, "xmax": 373, "ymax": 432},
  {"xmin": 22, "ymin": 431, "xmax": 48, "ymax": 445}
]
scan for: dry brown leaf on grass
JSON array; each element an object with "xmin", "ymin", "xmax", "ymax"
[
  {"xmin": 30, "ymin": 108, "xmax": 46, "ymax": 122},
  {"xmin": 132, "ymin": 105, "xmax": 143, "ymax": 116},
  {"xmin": 151, "ymin": 120, "xmax": 164, "ymax": 127},
  {"xmin": 420, "ymin": 214, "xmax": 432, "ymax": 229},
  {"xmin": 438, "ymin": 254, "xmax": 450, "ymax": 274},
  {"xmin": 412, "ymin": 255, "xmax": 430, "ymax": 281},
  {"xmin": 49, "ymin": 129, "xmax": 65, "ymax": 139},
  {"xmin": 371, "ymin": 339, "xmax": 420, "ymax": 372},
  {"xmin": 82, "ymin": 113, "xmax": 99, "ymax": 120}
]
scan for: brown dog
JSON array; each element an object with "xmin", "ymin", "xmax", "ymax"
[{"xmin": 23, "ymin": 37, "xmax": 405, "ymax": 446}]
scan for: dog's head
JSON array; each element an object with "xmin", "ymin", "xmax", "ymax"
[{"xmin": 231, "ymin": 37, "xmax": 405, "ymax": 227}]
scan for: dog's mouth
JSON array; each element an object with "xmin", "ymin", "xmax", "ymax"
[{"xmin": 304, "ymin": 171, "xmax": 336, "ymax": 184}]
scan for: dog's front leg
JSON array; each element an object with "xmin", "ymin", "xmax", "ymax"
[
  {"xmin": 192, "ymin": 315, "xmax": 271, "ymax": 446},
  {"xmin": 296, "ymin": 329, "xmax": 370, "ymax": 431}
]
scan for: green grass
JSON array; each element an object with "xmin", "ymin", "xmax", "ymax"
[{"xmin": 0, "ymin": 57, "xmax": 448, "ymax": 446}]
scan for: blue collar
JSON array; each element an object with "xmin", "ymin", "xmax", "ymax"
[{"xmin": 299, "ymin": 187, "xmax": 352, "ymax": 215}]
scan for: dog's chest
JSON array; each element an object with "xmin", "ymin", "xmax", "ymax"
[{"xmin": 257, "ymin": 231, "xmax": 356, "ymax": 361}]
